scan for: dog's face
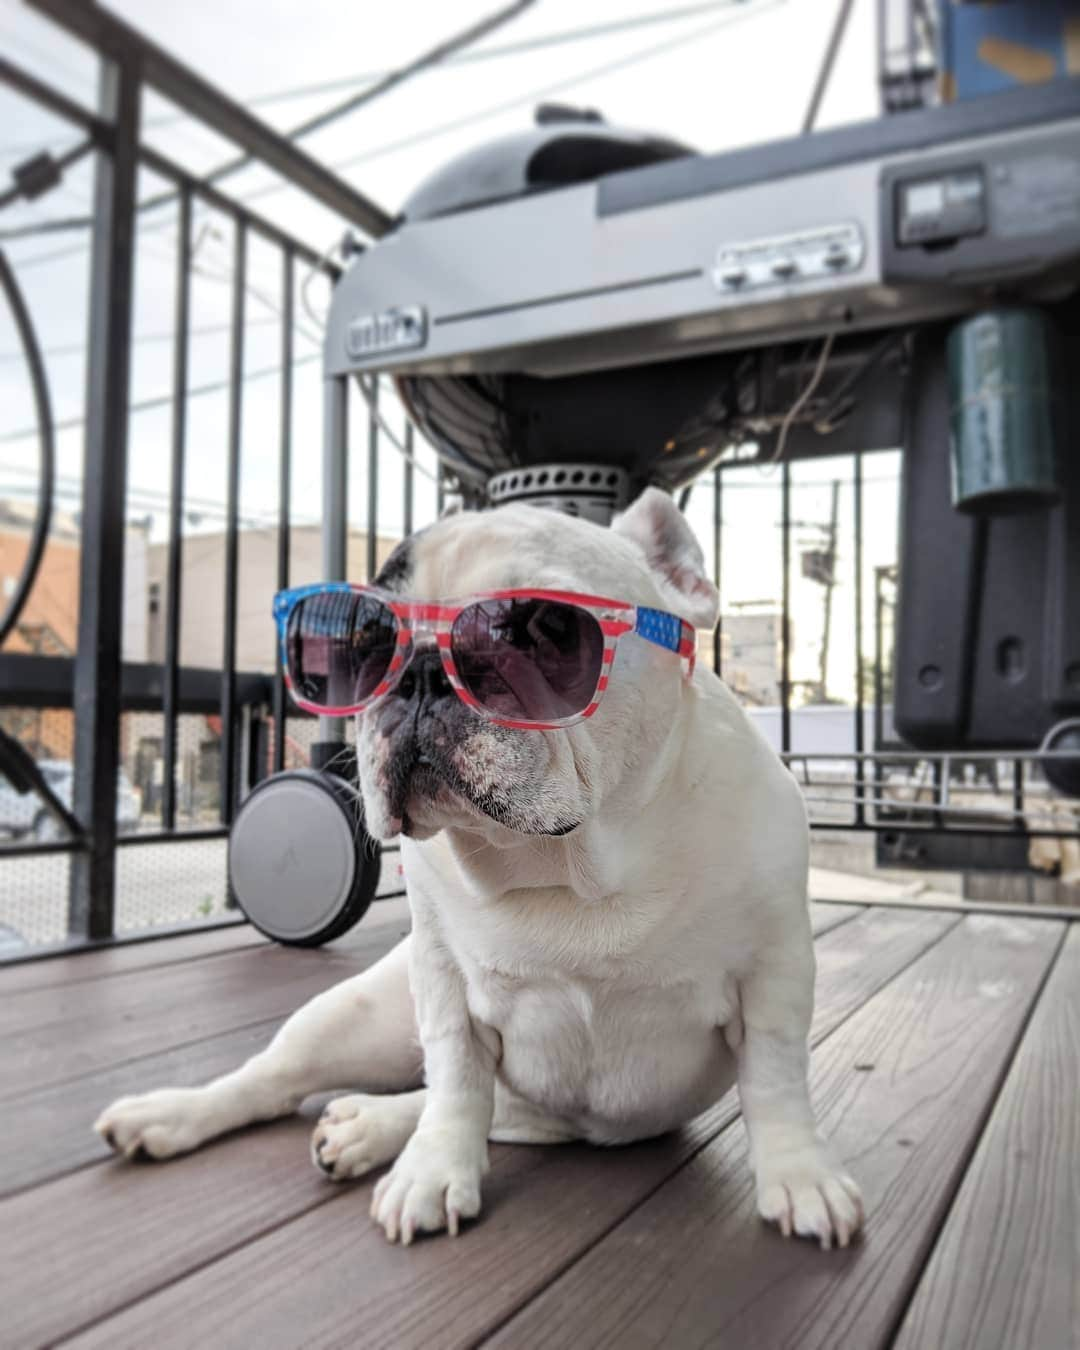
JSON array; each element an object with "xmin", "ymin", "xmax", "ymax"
[{"xmin": 355, "ymin": 489, "xmax": 719, "ymax": 842}]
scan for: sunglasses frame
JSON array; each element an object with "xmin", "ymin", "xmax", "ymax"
[{"xmin": 273, "ymin": 582, "xmax": 697, "ymax": 731}]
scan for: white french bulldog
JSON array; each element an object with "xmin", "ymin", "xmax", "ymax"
[{"xmin": 95, "ymin": 489, "xmax": 863, "ymax": 1249}]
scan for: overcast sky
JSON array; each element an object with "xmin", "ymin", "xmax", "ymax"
[{"xmin": 0, "ymin": 0, "xmax": 900, "ymax": 699}]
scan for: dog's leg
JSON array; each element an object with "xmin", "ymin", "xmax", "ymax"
[
  {"xmin": 369, "ymin": 905, "xmax": 498, "ymax": 1244},
  {"xmin": 95, "ymin": 936, "xmax": 421, "ymax": 1161},
  {"xmin": 736, "ymin": 940, "xmax": 864, "ymax": 1250},
  {"xmin": 310, "ymin": 1089, "xmax": 426, "ymax": 1180},
  {"xmin": 312, "ymin": 1077, "xmax": 577, "ymax": 1182}
]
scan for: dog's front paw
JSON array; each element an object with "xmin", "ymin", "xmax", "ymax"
[
  {"xmin": 94, "ymin": 1088, "xmax": 216, "ymax": 1160},
  {"xmin": 370, "ymin": 1131, "xmax": 486, "ymax": 1244},
  {"xmin": 756, "ymin": 1149, "xmax": 864, "ymax": 1250},
  {"xmin": 311, "ymin": 1093, "xmax": 417, "ymax": 1181}
]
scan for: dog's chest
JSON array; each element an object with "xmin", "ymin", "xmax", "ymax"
[{"xmin": 455, "ymin": 900, "xmax": 740, "ymax": 1138}]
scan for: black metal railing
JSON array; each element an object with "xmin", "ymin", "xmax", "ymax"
[
  {"xmin": 2, "ymin": 1, "xmax": 1077, "ymax": 958},
  {"xmin": 0, "ymin": 2, "xmax": 407, "ymax": 953}
]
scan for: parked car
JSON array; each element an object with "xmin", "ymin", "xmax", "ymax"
[
  {"xmin": 0, "ymin": 760, "xmax": 141, "ymax": 840},
  {"xmin": 0, "ymin": 922, "xmax": 28, "ymax": 958}
]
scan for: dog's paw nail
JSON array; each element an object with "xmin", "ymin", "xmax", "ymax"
[{"xmin": 758, "ymin": 1160, "xmax": 864, "ymax": 1249}]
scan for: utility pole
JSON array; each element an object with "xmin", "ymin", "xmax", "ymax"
[
  {"xmin": 818, "ymin": 480, "xmax": 841, "ymax": 699},
  {"xmin": 795, "ymin": 478, "xmax": 842, "ymax": 702}
]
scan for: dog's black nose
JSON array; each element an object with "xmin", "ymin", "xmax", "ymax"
[{"xmin": 395, "ymin": 648, "xmax": 453, "ymax": 704}]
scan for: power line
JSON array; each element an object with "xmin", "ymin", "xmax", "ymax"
[
  {"xmin": 0, "ymin": 0, "xmax": 756, "ymax": 157},
  {"xmin": 0, "ymin": 472, "xmax": 306, "ymax": 519},
  {"xmin": 244, "ymin": 0, "xmax": 783, "ymax": 202},
  {"xmin": 4, "ymin": 0, "xmax": 779, "ymax": 260},
  {"xmin": 0, "ymin": 477, "xmax": 322, "ymax": 530},
  {"xmin": 0, "ymin": 350, "xmax": 322, "ymax": 447},
  {"xmin": 164, "ymin": 0, "xmax": 758, "ymax": 121},
  {"xmin": 0, "ymin": 315, "xmax": 281, "ymax": 363},
  {"xmin": 131, "ymin": 0, "xmax": 535, "ymax": 225},
  {"xmin": 2, "ymin": 197, "xmax": 324, "ymax": 358},
  {"xmin": 0, "ymin": 0, "xmax": 535, "ymax": 242}
]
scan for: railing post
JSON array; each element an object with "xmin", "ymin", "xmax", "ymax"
[
  {"xmin": 403, "ymin": 423, "xmax": 415, "ymax": 538},
  {"xmin": 312, "ymin": 373, "xmax": 348, "ymax": 767},
  {"xmin": 780, "ymin": 460, "xmax": 792, "ymax": 754},
  {"xmin": 161, "ymin": 185, "xmax": 191, "ymax": 832},
  {"xmin": 712, "ymin": 466, "xmax": 722, "ymax": 676},
  {"xmin": 272, "ymin": 247, "xmax": 294, "ymax": 774},
  {"xmin": 219, "ymin": 219, "xmax": 246, "ymax": 825},
  {"xmin": 853, "ymin": 452, "xmax": 865, "ymax": 824},
  {"xmin": 68, "ymin": 51, "xmax": 141, "ymax": 941},
  {"xmin": 366, "ymin": 380, "xmax": 379, "ymax": 580}
]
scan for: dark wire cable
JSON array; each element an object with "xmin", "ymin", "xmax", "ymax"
[
  {"xmin": 0, "ymin": 247, "xmax": 54, "ymax": 648},
  {"xmin": 10, "ymin": 0, "xmax": 538, "ymax": 238},
  {"xmin": 802, "ymin": 0, "xmax": 856, "ymax": 134},
  {"xmin": 0, "ymin": 250, "xmax": 82, "ymax": 833},
  {"xmin": 0, "ymin": 136, "xmax": 94, "ymax": 213}
]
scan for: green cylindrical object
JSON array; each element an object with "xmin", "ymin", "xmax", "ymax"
[{"xmin": 947, "ymin": 307, "xmax": 1063, "ymax": 514}]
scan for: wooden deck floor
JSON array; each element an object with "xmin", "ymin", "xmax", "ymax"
[{"xmin": 2, "ymin": 898, "xmax": 1077, "ymax": 1349}]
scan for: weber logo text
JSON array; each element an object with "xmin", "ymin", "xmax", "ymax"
[{"xmin": 346, "ymin": 305, "xmax": 427, "ymax": 358}]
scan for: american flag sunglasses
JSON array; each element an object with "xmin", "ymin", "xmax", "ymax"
[{"xmin": 274, "ymin": 584, "xmax": 697, "ymax": 732}]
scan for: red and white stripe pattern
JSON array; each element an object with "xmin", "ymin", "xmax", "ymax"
[{"xmin": 279, "ymin": 585, "xmax": 696, "ymax": 730}]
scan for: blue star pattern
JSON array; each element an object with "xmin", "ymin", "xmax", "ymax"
[{"xmin": 635, "ymin": 606, "xmax": 683, "ymax": 653}]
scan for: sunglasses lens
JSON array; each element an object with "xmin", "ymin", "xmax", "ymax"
[
  {"xmin": 451, "ymin": 598, "xmax": 604, "ymax": 724},
  {"xmin": 286, "ymin": 591, "xmax": 398, "ymax": 710}
]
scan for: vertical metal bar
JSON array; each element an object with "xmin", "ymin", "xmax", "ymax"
[
  {"xmin": 219, "ymin": 219, "xmax": 246, "ymax": 825},
  {"xmin": 780, "ymin": 460, "xmax": 792, "ymax": 754},
  {"xmin": 436, "ymin": 461, "xmax": 446, "ymax": 517},
  {"xmin": 817, "ymin": 478, "xmax": 841, "ymax": 699},
  {"xmin": 853, "ymin": 454, "xmax": 865, "ymax": 825},
  {"xmin": 877, "ymin": 0, "xmax": 888, "ymax": 112},
  {"xmin": 873, "ymin": 566, "xmax": 886, "ymax": 821},
  {"xmin": 324, "ymin": 376, "xmax": 348, "ymax": 580},
  {"xmin": 712, "ymin": 466, "xmax": 722, "ymax": 676},
  {"xmin": 68, "ymin": 52, "xmax": 141, "ymax": 941},
  {"xmin": 161, "ymin": 185, "xmax": 191, "ymax": 833},
  {"xmin": 314, "ymin": 374, "xmax": 348, "ymax": 763},
  {"xmin": 366, "ymin": 379, "xmax": 379, "ymax": 580},
  {"xmin": 403, "ymin": 422, "xmax": 415, "ymax": 538},
  {"xmin": 272, "ymin": 246, "xmax": 293, "ymax": 775},
  {"xmin": 1012, "ymin": 757, "xmax": 1024, "ymax": 829}
]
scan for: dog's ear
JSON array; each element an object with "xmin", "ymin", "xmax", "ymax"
[{"xmin": 612, "ymin": 487, "xmax": 719, "ymax": 631}]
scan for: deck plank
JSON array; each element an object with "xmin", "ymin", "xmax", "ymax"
[
  {"xmin": 893, "ymin": 923, "xmax": 1080, "ymax": 1350},
  {"xmin": 0, "ymin": 923, "xmax": 264, "ymax": 994},
  {"xmin": 2, "ymin": 1017, "xmax": 294, "ymax": 1197},
  {"xmin": 0, "ymin": 901, "xmax": 411, "ymax": 1099},
  {"xmin": 0, "ymin": 906, "xmax": 410, "ymax": 1197},
  {"xmin": 0, "ymin": 902, "xmax": 841, "ymax": 1193},
  {"xmin": 482, "ymin": 914, "xmax": 1064, "ymax": 1350},
  {"xmin": 0, "ymin": 895, "xmax": 409, "ymax": 996},
  {"xmin": 23, "ymin": 907, "xmax": 953, "ymax": 1350},
  {"xmin": 808, "ymin": 901, "xmax": 863, "ymax": 937}
]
